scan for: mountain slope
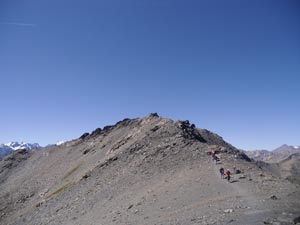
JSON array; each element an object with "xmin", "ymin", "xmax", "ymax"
[
  {"xmin": 244, "ymin": 149, "xmax": 272, "ymax": 162},
  {"xmin": 273, "ymin": 144, "xmax": 300, "ymax": 156},
  {"xmin": 1, "ymin": 114, "xmax": 299, "ymax": 225},
  {"xmin": 246, "ymin": 145, "xmax": 300, "ymax": 186},
  {"xmin": 0, "ymin": 145, "xmax": 12, "ymax": 158},
  {"xmin": 278, "ymin": 153, "xmax": 300, "ymax": 184}
]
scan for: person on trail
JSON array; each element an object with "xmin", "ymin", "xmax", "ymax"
[
  {"xmin": 226, "ymin": 169, "xmax": 231, "ymax": 182},
  {"xmin": 211, "ymin": 151, "xmax": 216, "ymax": 162},
  {"xmin": 219, "ymin": 167, "xmax": 225, "ymax": 179},
  {"xmin": 214, "ymin": 155, "xmax": 219, "ymax": 164}
]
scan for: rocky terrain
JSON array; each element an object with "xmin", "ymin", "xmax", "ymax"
[
  {"xmin": 246, "ymin": 145, "xmax": 300, "ymax": 163},
  {"xmin": 1, "ymin": 114, "xmax": 300, "ymax": 225},
  {"xmin": 245, "ymin": 145, "xmax": 300, "ymax": 185}
]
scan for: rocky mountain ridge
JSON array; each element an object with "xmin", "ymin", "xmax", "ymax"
[{"xmin": 1, "ymin": 114, "xmax": 299, "ymax": 225}]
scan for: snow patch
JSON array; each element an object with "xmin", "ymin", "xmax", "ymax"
[{"xmin": 56, "ymin": 141, "xmax": 65, "ymax": 146}]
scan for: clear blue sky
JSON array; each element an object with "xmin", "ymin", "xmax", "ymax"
[{"xmin": 0, "ymin": 0, "xmax": 299, "ymax": 150}]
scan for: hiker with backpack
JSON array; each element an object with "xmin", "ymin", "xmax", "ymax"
[
  {"xmin": 214, "ymin": 155, "xmax": 219, "ymax": 164},
  {"xmin": 208, "ymin": 150, "xmax": 220, "ymax": 164},
  {"xmin": 219, "ymin": 167, "xmax": 225, "ymax": 179},
  {"xmin": 211, "ymin": 151, "xmax": 216, "ymax": 162},
  {"xmin": 226, "ymin": 169, "xmax": 231, "ymax": 182}
]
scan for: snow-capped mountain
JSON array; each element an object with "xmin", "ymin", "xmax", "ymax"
[
  {"xmin": 0, "ymin": 142, "xmax": 41, "ymax": 159},
  {"xmin": 5, "ymin": 142, "xmax": 41, "ymax": 151}
]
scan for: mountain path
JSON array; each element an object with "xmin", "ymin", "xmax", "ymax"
[{"xmin": 209, "ymin": 157, "xmax": 287, "ymax": 225}]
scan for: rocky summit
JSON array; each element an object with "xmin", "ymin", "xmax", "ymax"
[{"xmin": 1, "ymin": 114, "xmax": 300, "ymax": 225}]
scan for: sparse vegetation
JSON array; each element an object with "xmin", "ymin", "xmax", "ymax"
[
  {"xmin": 45, "ymin": 183, "xmax": 71, "ymax": 200},
  {"xmin": 62, "ymin": 164, "xmax": 81, "ymax": 180}
]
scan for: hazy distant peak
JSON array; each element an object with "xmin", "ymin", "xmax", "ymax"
[
  {"xmin": 245, "ymin": 144, "xmax": 300, "ymax": 163},
  {"xmin": 272, "ymin": 144, "xmax": 300, "ymax": 153}
]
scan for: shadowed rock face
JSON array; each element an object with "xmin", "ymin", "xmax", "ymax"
[{"xmin": 1, "ymin": 114, "xmax": 299, "ymax": 225}]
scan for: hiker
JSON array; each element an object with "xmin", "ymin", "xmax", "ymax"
[
  {"xmin": 214, "ymin": 155, "xmax": 219, "ymax": 164},
  {"xmin": 219, "ymin": 167, "xmax": 225, "ymax": 179},
  {"xmin": 211, "ymin": 151, "xmax": 216, "ymax": 162},
  {"xmin": 226, "ymin": 169, "xmax": 231, "ymax": 182}
]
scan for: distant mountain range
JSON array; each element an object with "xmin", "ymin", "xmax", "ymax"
[
  {"xmin": 245, "ymin": 144, "xmax": 300, "ymax": 163},
  {"xmin": 0, "ymin": 142, "xmax": 41, "ymax": 159},
  {"xmin": 245, "ymin": 145, "xmax": 300, "ymax": 184},
  {"xmin": 0, "ymin": 141, "xmax": 67, "ymax": 159}
]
